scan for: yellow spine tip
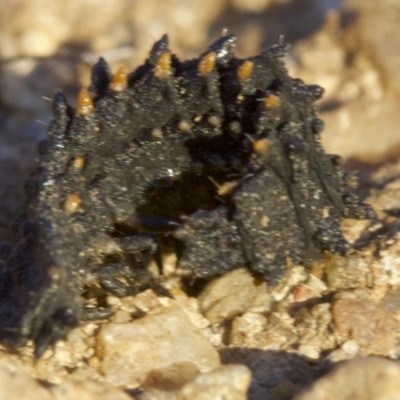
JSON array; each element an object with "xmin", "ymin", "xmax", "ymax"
[
  {"xmin": 153, "ymin": 53, "xmax": 172, "ymax": 79},
  {"xmin": 76, "ymin": 88, "xmax": 94, "ymax": 115},
  {"xmin": 198, "ymin": 52, "xmax": 217, "ymax": 75},
  {"xmin": 237, "ymin": 60, "xmax": 254, "ymax": 81},
  {"xmin": 109, "ymin": 66, "xmax": 127, "ymax": 92}
]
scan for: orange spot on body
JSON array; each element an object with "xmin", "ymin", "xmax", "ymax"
[
  {"xmin": 76, "ymin": 88, "xmax": 94, "ymax": 115},
  {"xmin": 253, "ymin": 138, "xmax": 272, "ymax": 154},
  {"xmin": 198, "ymin": 52, "xmax": 216, "ymax": 75},
  {"xmin": 109, "ymin": 66, "xmax": 127, "ymax": 92},
  {"xmin": 64, "ymin": 193, "xmax": 82, "ymax": 214},
  {"xmin": 237, "ymin": 60, "xmax": 254, "ymax": 81},
  {"xmin": 265, "ymin": 94, "xmax": 280, "ymax": 109},
  {"xmin": 153, "ymin": 53, "xmax": 171, "ymax": 79},
  {"xmin": 71, "ymin": 156, "xmax": 85, "ymax": 171}
]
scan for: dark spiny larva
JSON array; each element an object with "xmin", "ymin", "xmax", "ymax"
[{"xmin": 0, "ymin": 34, "xmax": 376, "ymax": 356}]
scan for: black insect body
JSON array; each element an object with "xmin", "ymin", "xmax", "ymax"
[{"xmin": 0, "ymin": 34, "xmax": 375, "ymax": 356}]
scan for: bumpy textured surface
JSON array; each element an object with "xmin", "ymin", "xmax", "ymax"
[{"xmin": 0, "ymin": 34, "xmax": 375, "ymax": 356}]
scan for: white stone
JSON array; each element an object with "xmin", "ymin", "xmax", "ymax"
[
  {"xmin": 138, "ymin": 364, "xmax": 251, "ymax": 400},
  {"xmin": 97, "ymin": 305, "xmax": 220, "ymax": 388}
]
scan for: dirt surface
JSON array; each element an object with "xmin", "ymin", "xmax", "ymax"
[{"xmin": 1, "ymin": 0, "xmax": 400, "ymax": 399}]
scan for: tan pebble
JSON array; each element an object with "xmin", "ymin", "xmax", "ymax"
[
  {"xmin": 332, "ymin": 297, "xmax": 397, "ymax": 356},
  {"xmin": 97, "ymin": 306, "xmax": 220, "ymax": 387},
  {"xmin": 198, "ymin": 268, "xmax": 265, "ymax": 324},
  {"xmin": 87, "ymin": 356, "xmax": 101, "ymax": 369},
  {"xmin": 0, "ymin": 360, "xmax": 53, "ymax": 399},
  {"xmin": 296, "ymin": 357, "xmax": 400, "ymax": 400},
  {"xmin": 110, "ymin": 310, "xmax": 132, "ymax": 323},
  {"xmin": 179, "ymin": 364, "xmax": 251, "ymax": 399}
]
